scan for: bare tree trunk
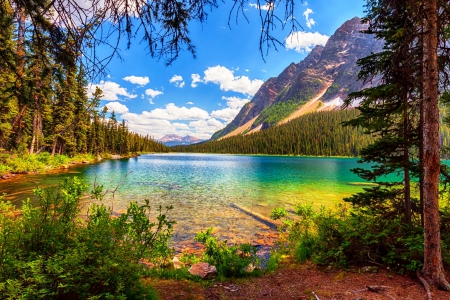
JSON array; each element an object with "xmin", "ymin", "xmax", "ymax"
[
  {"xmin": 403, "ymin": 97, "xmax": 411, "ymax": 225},
  {"xmin": 421, "ymin": 0, "xmax": 450, "ymax": 290},
  {"xmin": 29, "ymin": 109, "xmax": 38, "ymax": 154},
  {"xmin": 51, "ymin": 138, "xmax": 57, "ymax": 156}
]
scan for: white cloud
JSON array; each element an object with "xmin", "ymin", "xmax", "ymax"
[
  {"xmin": 142, "ymin": 103, "xmax": 209, "ymax": 121},
  {"xmin": 222, "ymin": 96, "xmax": 250, "ymax": 109},
  {"xmin": 123, "ymin": 75, "xmax": 150, "ymax": 86},
  {"xmin": 169, "ymin": 75, "xmax": 185, "ymax": 88},
  {"xmin": 193, "ymin": 65, "xmax": 264, "ymax": 96},
  {"xmin": 145, "ymin": 88, "xmax": 163, "ymax": 98},
  {"xmin": 191, "ymin": 73, "xmax": 202, "ymax": 88},
  {"xmin": 87, "ymin": 81, "xmax": 137, "ymax": 101},
  {"xmin": 245, "ymin": 69, "xmax": 249, "ymax": 72},
  {"xmin": 187, "ymin": 101, "xmax": 194, "ymax": 105},
  {"xmin": 285, "ymin": 31, "xmax": 329, "ymax": 53},
  {"xmin": 211, "ymin": 107, "xmax": 241, "ymax": 122},
  {"xmin": 104, "ymin": 102, "xmax": 129, "ymax": 114},
  {"xmin": 249, "ymin": 3, "xmax": 274, "ymax": 11},
  {"xmin": 189, "ymin": 118, "xmax": 225, "ymax": 135},
  {"xmin": 303, "ymin": 8, "xmax": 315, "ymax": 29},
  {"xmin": 211, "ymin": 96, "xmax": 250, "ymax": 122},
  {"xmin": 117, "ymin": 104, "xmax": 226, "ymax": 140}
]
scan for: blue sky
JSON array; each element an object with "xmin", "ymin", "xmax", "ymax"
[{"xmin": 87, "ymin": 0, "xmax": 365, "ymax": 140}]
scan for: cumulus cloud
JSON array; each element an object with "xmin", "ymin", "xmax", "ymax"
[
  {"xmin": 211, "ymin": 96, "xmax": 250, "ymax": 121},
  {"xmin": 189, "ymin": 118, "xmax": 226, "ymax": 135},
  {"xmin": 191, "ymin": 73, "xmax": 202, "ymax": 88},
  {"xmin": 123, "ymin": 75, "xmax": 150, "ymax": 86},
  {"xmin": 87, "ymin": 81, "xmax": 137, "ymax": 101},
  {"xmin": 249, "ymin": 2, "xmax": 274, "ymax": 10},
  {"xmin": 222, "ymin": 96, "xmax": 250, "ymax": 109},
  {"xmin": 187, "ymin": 101, "xmax": 194, "ymax": 105},
  {"xmin": 104, "ymin": 102, "xmax": 129, "ymax": 114},
  {"xmin": 145, "ymin": 88, "xmax": 163, "ymax": 99},
  {"xmin": 142, "ymin": 103, "xmax": 209, "ymax": 121},
  {"xmin": 303, "ymin": 8, "xmax": 315, "ymax": 29},
  {"xmin": 285, "ymin": 31, "xmax": 329, "ymax": 52},
  {"xmin": 192, "ymin": 65, "xmax": 264, "ymax": 96},
  {"xmin": 116, "ymin": 104, "xmax": 226, "ymax": 140},
  {"xmin": 169, "ymin": 75, "xmax": 185, "ymax": 88}
]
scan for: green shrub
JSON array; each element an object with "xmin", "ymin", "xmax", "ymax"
[
  {"xmin": 0, "ymin": 177, "xmax": 174, "ymax": 299},
  {"xmin": 0, "ymin": 164, "xmax": 9, "ymax": 175},
  {"xmin": 195, "ymin": 228, "xmax": 259, "ymax": 278},
  {"xmin": 271, "ymin": 203, "xmax": 427, "ymax": 272},
  {"xmin": 51, "ymin": 154, "xmax": 69, "ymax": 166}
]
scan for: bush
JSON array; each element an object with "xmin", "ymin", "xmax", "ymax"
[
  {"xmin": 271, "ymin": 203, "xmax": 427, "ymax": 272},
  {"xmin": 195, "ymin": 228, "xmax": 259, "ymax": 278},
  {"xmin": 0, "ymin": 177, "xmax": 174, "ymax": 299}
]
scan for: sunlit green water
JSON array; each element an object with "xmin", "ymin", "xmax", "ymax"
[{"xmin": 0, "ymin": 154, "xmax": 369, "ymax": 244}]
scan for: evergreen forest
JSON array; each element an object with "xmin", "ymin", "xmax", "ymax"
[
  {"xmin": 0, "ymin": 2, "xmax": 168, "ymax": 159},
  {"xmin": 174, "ymin": 110, "xmax": 378, "ymax": 156}
]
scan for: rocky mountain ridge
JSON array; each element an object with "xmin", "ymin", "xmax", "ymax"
[
  {"xmin": 159, "ymin": 134, "xmax": 203, "ymax": 146},
  {"xmin": 212, "ymin": 17, "xmax": 383, "ymax": 140}
]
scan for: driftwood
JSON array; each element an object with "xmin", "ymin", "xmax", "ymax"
[
  {"xmin": 417, "ymin": 271, "xmax": 433, "ymax": 300},
  {"xmin": 229, "ymin": 203, "xmax": 280, "ymax": 229},
  {"xmin": 351, "ymin": 285, "xmax": 396, "ymax": 300}
]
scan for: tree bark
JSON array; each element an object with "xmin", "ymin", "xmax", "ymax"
[
  {"xmin": 403, "ymin": 96, "xmax": 411, "ymax": 225},
  {"xmin": 421, "ymin": 0, "xmax": 450, "ymax": 290}
]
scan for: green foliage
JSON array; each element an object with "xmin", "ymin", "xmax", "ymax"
[
  {"xmin": 194, "ymin": 228, "xmax": 259, "ymax": 278},
  {"xmin": 175, "ymin": 110, "xmax": 373, "ymax": 157},
  {"xmin": 0, "ymin": 153, "xmax": 70, "ymax": 173},
  {"xmin": 322, "ymin": 83, "xmax": 340, "ymax": 99},
  {"xmin": 255, "ymin": 99, "xmax": 306, "ymax": 127},
  {"xmin": 0, "ymin": 177, "xmax": 174, "ymax": 299},
  {"xmin": 271, "ymin": 203, "xmax": 434, "ymax": 273}
]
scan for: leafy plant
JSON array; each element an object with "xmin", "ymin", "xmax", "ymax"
[
  {"xmin": 195, "ymin": 228, "xmax": 259, "ymax": 278},
  {"xmin": 0, "ymin": 177, "xmax": 174, "ymax": 299},
  {"xmin": 271, "ymin": 203, "xmax": 429, "ymax": 272}
]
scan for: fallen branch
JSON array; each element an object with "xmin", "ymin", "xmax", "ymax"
[
  {"xmin": 417, "ymin": 271, "xmax": 432, "ymax": 300},
  {"xmin": 312, "ymin": 291, "xmax": 320, "ymax": 300}
]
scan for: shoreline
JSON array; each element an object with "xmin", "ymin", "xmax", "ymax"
[{"xmin": 0, "ymin": 152, "xmax": 142, "ymax": 181}]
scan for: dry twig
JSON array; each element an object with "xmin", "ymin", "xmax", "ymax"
[{"xmin": 312, "ymin": 291, "xmax": 320, "ymax": 300}]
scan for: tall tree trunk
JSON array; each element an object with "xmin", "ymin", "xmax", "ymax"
[
  {"xmin": 419, "ymin": 98, "xmax": 424, "ymax": 228},
  {"xmin": 51, "ymin": 138, "xmax": 58, "ymax": 156},
  {"xmin": 29, "ymin": 109, "xmax": 38, "ymax": 154},
  {"xmin": 421, "ymin": 0, "xmax": 450, "ymax": 290},
  {"xmin": 403, "ymin": 96, "xmax": 411, "ymax": 225}
]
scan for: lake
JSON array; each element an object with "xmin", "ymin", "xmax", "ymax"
[{"xmin": 0, "ymin": 154, "xmax": 368, "ymax": 248}]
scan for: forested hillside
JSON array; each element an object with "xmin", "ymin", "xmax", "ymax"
[
  {"xmin": 173, "ymin": 110, "xmax": 373, "ymax": 156},
  {"xmin": 0, "ymin": 3, "xmax": 168, "ymax": 157}
]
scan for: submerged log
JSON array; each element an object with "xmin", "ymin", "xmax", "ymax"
[{"xmin": 230, "ymin": 203, "xmax": 280, "ymax": 229}]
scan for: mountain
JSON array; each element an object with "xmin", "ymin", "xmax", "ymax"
[
  {"xmin": 173, "ymin": 109, "xmax": 374, "ymax": 157},
  {"xmin": 212, "ymin": 17, "xmax": 383, "ymax": 140},
  {"xmin": 159, "ymin": 134, "xmax": 204, "ymax": 146}
]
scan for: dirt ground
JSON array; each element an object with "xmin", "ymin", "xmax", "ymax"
[{"xmin": 148, "ymin": 262, "xmax": 450, "ymax": 300}]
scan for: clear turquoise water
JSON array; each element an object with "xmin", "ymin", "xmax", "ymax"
[{"xmin": 0, "ymin": 154, "xmax": 369, "ymax": 244}]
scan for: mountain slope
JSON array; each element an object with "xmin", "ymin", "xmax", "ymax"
[
  {"xmin": 174, "ymin": 110, "xmax": 373, "ymax": 157},
  {"xmin": 159, "ymin": 134, "xmax": 203, "ymax": 146},
  {"xmin": 212, "ymin": 17, "xmax": 383, "ymax": 140}
]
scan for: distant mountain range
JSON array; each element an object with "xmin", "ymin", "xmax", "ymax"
[
  {"xmin": 212, "ymin": 17, "xmax": 383, "ymax": 140},
  {"xmin": 158, "ymin": 134, "xmax": 204, "ymax": 146}
]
